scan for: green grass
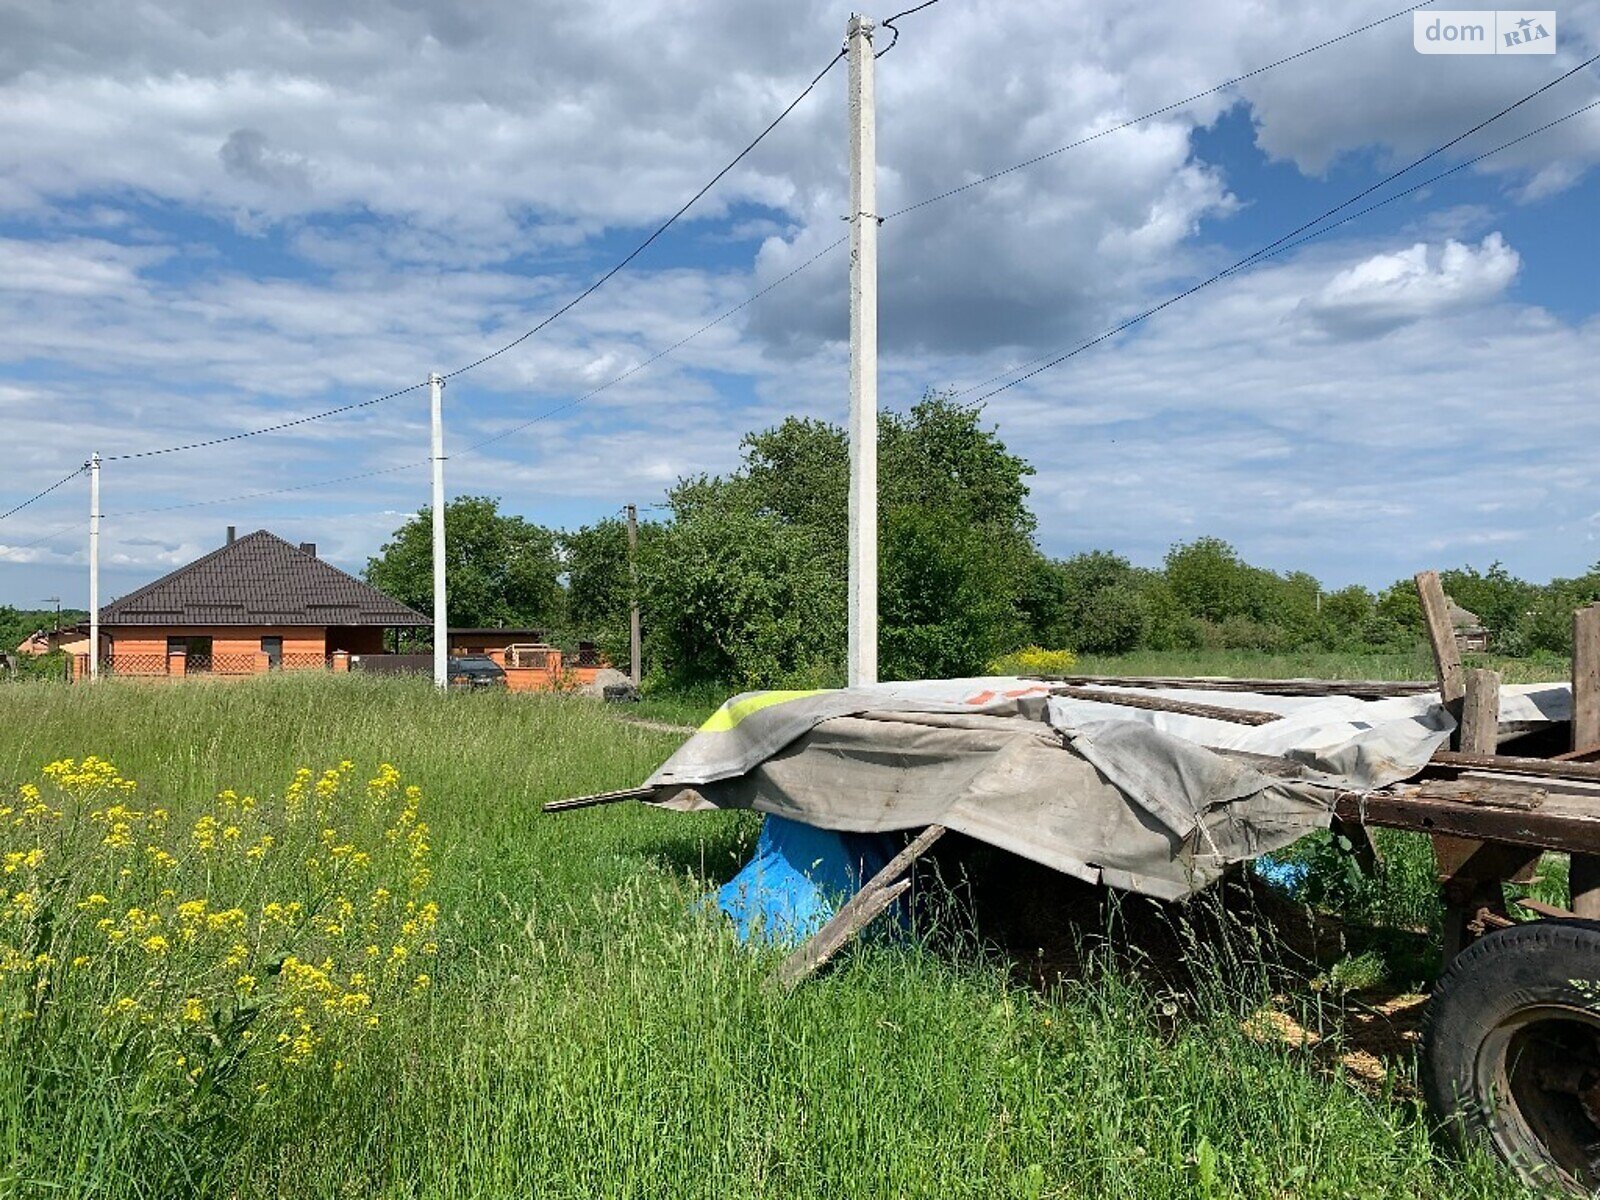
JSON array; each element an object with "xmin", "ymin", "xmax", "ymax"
[{"xmin": 0, "ymin": 674, "xmax": 1533, "ymax": 1198}]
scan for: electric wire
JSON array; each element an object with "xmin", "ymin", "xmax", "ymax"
[
  {"xmin": 876, "ymin": 0, "xmax": 946, "ymax": 57},
  {"xmin": 457, "ymin": 234, "xmax": 850, "ymax": 455},
  {"xmin": 84, "ymin": 47, "xmax": 846, "ymax": 466},
  {"xmin": 883, "ymin": 3, "xmax": 1430, "ymax": 221},
  {"xmin": 2, "ymin": 518, "xmax": 82, "ymax": 553},
  {"xmin": 955, "ymin": 55, "xmax": 1600, "ymax": 403},
  {"xmin": 103, "ymin": 381, "xmax": 431, "ymax": 463},
  {"xmin": 112, "ymin": 460, "xmax": 432, "ymax": 518},
  {"xmin": 0, "ymin": 465, "xmax": 85, "ymax": 522},
  {"xmin": 438, "ymin": 48, "xmax": 845, "ymax": 382}
]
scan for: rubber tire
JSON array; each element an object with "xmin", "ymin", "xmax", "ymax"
[{"xmin": 1422, "ymin": 917, "xmax": 1600, "ymax": 1191}]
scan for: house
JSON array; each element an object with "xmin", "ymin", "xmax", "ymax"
[
  {"xmin": 16, "ymin": 625, "xmax": 108, "ymax": 660},
  {"xmin": 89, "ymin": 529, "xmax": 428, "ymax": 678},
  {"xmin": 1448, "ymin": 600, "xmax": 1491, "ymax": 654}
]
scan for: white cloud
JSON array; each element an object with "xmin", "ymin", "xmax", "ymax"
[
  {"xmin": 1297, "ymin": 232, "xmax": 1520, "ymax": 338},
  {"xmin": 2, "ymin": 0, "xmax": 1599, "ymax": 605}
]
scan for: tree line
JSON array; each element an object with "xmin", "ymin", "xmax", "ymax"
[{"xmin": 364, "ymin": 394, "xmax": 1600, "ymax": 688}]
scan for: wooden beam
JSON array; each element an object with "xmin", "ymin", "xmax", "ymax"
[
  {"xmin": 1335, "ymin": 789, "xmax": 1600, "ymax": 856},
  {"xmin": 773, "ymin": 824, "xmax": 946, "ymax": 991},
  {"xmin": 1049, "ymin": 685, "xmax": 1282, "ymax": 726},
  {"xmin": 1415, "ymin": 570, "xmax": 1466, "ymax": 707},
  {"xmin": 542, "ymin": 786, "xmax": 656, "ymax": 813},
  {"xmin": 1038, "ymin": 675, "xmax": 1435, "ymax": 698},
  {"xmin": 1574, "ymin": 605, "xmax": 1600, "ymax": 753},
  {"xmin": 1428, "ymin": 750, "xmax": 1600, "ymax": 784},
  {"xmin": 1458, "ymin": 668, "xmax": 1500, "ymax": 756}
]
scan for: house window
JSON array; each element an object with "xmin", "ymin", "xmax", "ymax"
[
  {"xmin": 167, "ymin": 635, "xmax": 213, "ymax": 673},
  {"xmin": 261, "ymin": 636, "xmax": 283, "ymax": 670}
]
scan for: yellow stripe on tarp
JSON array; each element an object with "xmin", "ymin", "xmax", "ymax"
[{"xmin": 698, "ymin": 689, "xmax": 828, "ymax": 732}]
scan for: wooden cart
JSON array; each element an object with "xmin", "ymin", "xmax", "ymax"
[{"xmin": 548, "ymin": 573, "xmax": 1600, "ymax": 1191}]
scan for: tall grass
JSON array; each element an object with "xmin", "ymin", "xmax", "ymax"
[{"xmin": 0, "ymin": 675, "xmax": 1530, "ymax": 1198}]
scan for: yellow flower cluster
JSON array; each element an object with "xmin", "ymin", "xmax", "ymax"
[{"xmin": 0, "ymin": 757, "xmax": 442, "ymax": 1096}]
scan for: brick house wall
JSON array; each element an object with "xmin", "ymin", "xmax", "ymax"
[{"xmin": 104, "ymin": 625, "xmax": 387, "ymax": 676}]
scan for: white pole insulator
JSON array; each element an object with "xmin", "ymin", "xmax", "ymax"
[
  {"xmin": 430, "ymin": 373, "xmax": 448, "ymax": 690},
  {"xmin": 846, "ymin": 12, "xmax": 879, "ymax": 688}
]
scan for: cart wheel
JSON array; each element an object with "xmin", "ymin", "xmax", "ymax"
[{"xmin": 1423, "ymin": 918, "xmax": 1600, "ymax": 1191}]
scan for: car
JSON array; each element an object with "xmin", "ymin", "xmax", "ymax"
[{"xmin": 446, "ymin": 654, "xmax": 507, "ymax": 689}]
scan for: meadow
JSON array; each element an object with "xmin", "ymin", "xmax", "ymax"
[{"xmin": 0, "ymin": 671, "xmax": 1544, "ymax": 1198}]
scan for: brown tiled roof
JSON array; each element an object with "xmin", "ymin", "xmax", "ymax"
[{"xmin": 100, "ymin": 531, "xmax": 428, "ymax": 628}]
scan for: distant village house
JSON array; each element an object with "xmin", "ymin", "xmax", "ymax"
[{"xmin": 83, "ymin": 528, "xmax": 427, "ymax": 678}]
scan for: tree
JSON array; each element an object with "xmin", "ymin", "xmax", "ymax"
[
  {"xmin": 640, "ymin": 482, "xmax": 843, "ymax": 689},
  {"xmin": 1163, "ymin": 537, "xmax": 1259, "ymax": 623},
  {"xmin": 365, "ymin": 496, "xmax": 563, "ymax": 636},
  {"xmin": 639, "ymin": 392, "xmax": 1041, "ymax": 686}
]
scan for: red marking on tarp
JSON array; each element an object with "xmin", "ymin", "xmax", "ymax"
[{"xmin": 965, "ymin": 690, "xmax": 997, "ymax": 706}]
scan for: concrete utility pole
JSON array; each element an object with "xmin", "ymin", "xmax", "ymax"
[
  {"xmin": 429, "ymin": 373, "xmax": 448, "ymax": 690},
  {"xmin": 846, "ymin": 11, "xmax": 879, "ymax": 688},
  {"xmin": 88, "ymin": 452, "xmax": 100, "ymax": 681},
  {"xmin": 625, "ymin": 503, "xmax": 642, "ymax": 688}
]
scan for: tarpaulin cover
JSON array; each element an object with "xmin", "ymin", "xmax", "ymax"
[
  {"xmin": 643, "ymin": 677, "xmax": 1570, "ymax": 902},
  {"xmin": 715, "ymin": 814, "xmax": 898, "ymax": 943}
]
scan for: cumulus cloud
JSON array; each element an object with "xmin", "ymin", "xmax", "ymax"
[
  {"xmin": 2, "ymin": 0, "xmax": 1599, "ymax": 605},
  {"xmin": 1297, "ymin": 233, "xmax": 1520, "ymax": 338}
]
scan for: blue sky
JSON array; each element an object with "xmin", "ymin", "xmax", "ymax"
[{"xmin": 2, "ymin": 0, "xmax": 1599, "ymax": 610}]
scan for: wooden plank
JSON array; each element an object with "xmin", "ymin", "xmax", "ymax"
[
  {"xmin": 542, "ymin": 786, "xmax": 656, "ymax": 813},
  {"xmin": 1552, "ymin": 742, "xmax": 1600, "ymax": 763},
  {"xmin": 1415, "ymin": 570, "xmax": 1466, "ymax": 706},
  {"xmin": 1041, "ymin": 675, "xmax": 1435, "ymax": 698},
  {"xmin": 1428, "ymin": 750, "xmax": 1600, "ymax": 784},
  {"xmin": 1049, "ymin": 685, "xmax": 1281, "ymax": 726},
  {"xmin": 773, "ymin": 824, "xmax": 945, "ymax": 991},
  {"xmin": 1336, "ymin": 790, "xmax": 1600, "ymax": 856},
  {"xmin": 1419, "ymin": 778, "xmax": 1547, "ymax": 811},
  {"xmin": 1459, "ymin": 668, "xmax": 1500, "ymax": 756},
  {"xmin": 1574, "ymin": 605, "xmax": 1600, "ymax": 752}
]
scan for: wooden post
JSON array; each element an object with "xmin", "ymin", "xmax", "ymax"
[
  {"xmin": 1416, "ymin": 571, "xmax": 1465, "ymax": 707},
  {"xmin": 1459, "ymin": 668, "xmax": 1501, "ymax": 756},
  {"xmin": 773, "ymin": 824, "xmax": 945, "ymax": 991},
  {"xmin": 1573, "ymin": 607, "xmax": 1600, "ymax": 918}
]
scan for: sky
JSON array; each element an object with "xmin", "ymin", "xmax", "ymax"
[{"xmin": 1, "ymin": 0, "xmax": 1599, "ymax": 609}]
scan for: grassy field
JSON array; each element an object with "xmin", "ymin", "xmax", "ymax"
[{"xmin": 0, "ymin": 674, "xmax": 1538, "ymax": 1198}]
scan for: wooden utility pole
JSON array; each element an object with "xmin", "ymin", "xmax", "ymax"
[
  {"xmin": 625, "ymin": 504, "xmax": 641, "ymax": 688},
  {"xmin": 846, "ymin": 12, "xmax": 878, "ymax": 688}
]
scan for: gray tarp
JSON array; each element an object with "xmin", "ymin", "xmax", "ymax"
[{"xmin": 642, "ymin": 677, "xmax": 1569, "ymax": 901}]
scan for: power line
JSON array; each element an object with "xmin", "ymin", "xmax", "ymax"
[
  {"xmin": 2, "ymin": 518, "xmax": 81, "ymax": 553},
  {"xmin": 458, "ymin": 235, "xmax": 850, "ymax": 456},
  {"xmin": 84, "ymin": 47, "xmax": 847, "ymax": 466},
  {"xmin": 956, "ymin": 54, "xmax": 1600, "ymax": 404},
  {"xmin": 111, "ymin": 460, "xmax": 432, "ymax": 518},
  {"xmin": 0, "ymin": 465, "xmax": 84, "ymax": 522},
  {"xmin": 883, "ymin": 3, "xmax": 1429, "ymax": 221},
  {"xmin": 438, "ymin": 49, "xmax": 845, "ymax": 382},
  {"xmin": 876, "ymin": 0, "xmax": 947, "ymax": 57},
  {"xmin": 103, "ymin": 380, "xmax": 430, "ymax": 463}
]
